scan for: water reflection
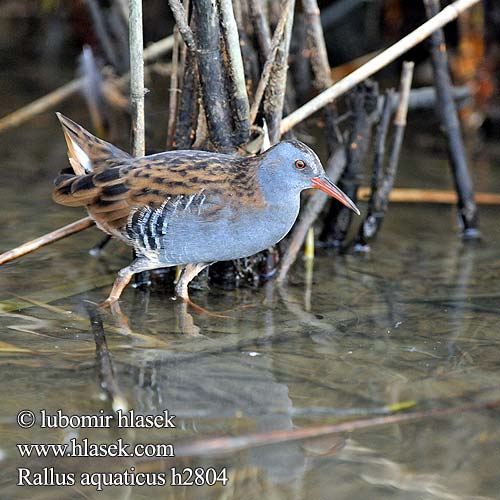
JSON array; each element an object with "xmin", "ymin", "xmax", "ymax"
[{"xmin": 112, "ymin": 293, "xmax": 308, "ymax": 486}]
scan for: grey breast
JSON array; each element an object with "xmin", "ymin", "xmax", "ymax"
[{"xmin": 123, "ymin": 191, "xmax": 301, "ymax": 265}]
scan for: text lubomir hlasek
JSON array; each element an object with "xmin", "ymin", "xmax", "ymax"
[{"xmin": 38, "ymin": 409, "xmax": 176, "ymax": 429}]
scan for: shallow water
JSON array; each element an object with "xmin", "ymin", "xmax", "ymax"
[{"xmin": 1, "ymin": 83, "xmax": 500, "ymax": 500}]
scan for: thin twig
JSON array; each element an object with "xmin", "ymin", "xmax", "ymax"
[
  {"xmin": 302, "ymin": 4, "xmax": 332, "ymax": 89},
  {"xmin": 233, "ymin": 0, "xmax": 260, "ymax": 100},
  {"xmin": 167, "ymin": 0, "xmax": 197, "ymax": 52},
  {"xmin": 0, "ymin": 79, "xmax": 84, "ymax": 133},
  {"xmin": 263, "ymin": 0, "xmax": 295, "ymax": 144},
  {"xmin": 192, "ymin": 0, "xmax": 234, "ymax": 151},
  {"xmin": 379, "ymin": 62, "xmax": 414, "ymax": 204},
  {"xmin": 320, "ymin": 82, "xmax": 377, "ymax": 247},
  {"xmin": 396, "ymin": 85, "xmax": 471, "ymax": 111},
  {"xmin": 250, "ymin": 1, "xmax": 291, "ymax": 124},
  {"xmin": 249, "ymin": 0, "xmax": 272, "ymax": 57},
  {"xmin": 145, "ymin": 398, "xmax": 500, "ymax": 458},
  {"xmin": 86, "ymin": 304, "xmax": 128, "ymax": 413},
  {"xmin": 129, "ymin": 0, "xmax": 145, "ymax": 157},
  {"xmin": 173, "ymin": 50, "xmax": 199, "ymax": 149},
  {"xmin": 142, "ymin": 35, "xmax": 175, "ymax": 61},
  {"xmin": 85, "ymin": 0, "xmax": 121, "ymax": 71},
  {"xmin": 280, "ymin": 0, "xmax": 481, "ymax": 134},
  {"xmin": 357, "ymin": 188, "xmax": 500, "ymax": 205},
  {"xmin": 303, "ymin": 0, "xmax": 342, "ymax": 147},
  {"xmin": 166, "ymin": 24, "xmax": 181, "ymax": 148},
  {"xmin": 424, "ymin": 0, "xmax": 479, "ymax": 237},
  {"xmin": 372, "ymin": 91, "xmax": 395, "ymax": 204},
  {"xmin": 218, "ymin": 0, "xmax": 251, "ymax": 145},
  {"xmin": 352, "ymin": 90, "xmax": 394, "ymax": 250},
  {"xmin": 355, "ymin": 62, "xmax": 414, "ymax": 250},
  {"xmin": 192, "ymin": 101, "xmax": 208, "ymax": 149},
  {"xmin": 79, "ymin": 46, "xmax": 108, "ymax": 138},
  {"xmin": 0, "ymin": 217, "xmax": 95, "ymax": 266}
]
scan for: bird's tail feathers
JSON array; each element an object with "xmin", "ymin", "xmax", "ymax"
[{"xmin": 56, "ymin": 112, "xmax": 131, "ymax": 175}]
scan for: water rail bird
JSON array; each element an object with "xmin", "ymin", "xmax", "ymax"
[{"xmin": 53, "ymin": 113, "xmax": 359, "ymax": 307}]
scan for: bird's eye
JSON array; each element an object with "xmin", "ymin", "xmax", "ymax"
[{"xmin": 295, "ymin": 159, "xmax": 305, "ymax": 170}]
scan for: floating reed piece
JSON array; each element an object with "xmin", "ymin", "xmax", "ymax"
[
  {"xmin": 128, "ymin": 0, "xmax": 145, "ymax": 157},
  {"xmin": 151, "ymin": 397, "xmax": 500, "ymax": 458},
  {"xmin": 358, "ymin": 188, "xmax": 500, "ymax": 205},
  {"xmin": 424, "ymin": 0, "xmax": 480, "ymax": 239}
]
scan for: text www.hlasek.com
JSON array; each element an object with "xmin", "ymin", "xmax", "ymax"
[{"xmin": 17, "ymin": 439, "xmax": 174, "ymax": 458}]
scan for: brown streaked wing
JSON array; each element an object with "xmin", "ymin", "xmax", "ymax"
[{"xmin": 54, "ymin": 152, "xmax": 267, "ymax": 235}]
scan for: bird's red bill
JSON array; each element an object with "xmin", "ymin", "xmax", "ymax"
[{"xmin": 311, "ymin": 176, "xmax": 360, "ymax": 215}]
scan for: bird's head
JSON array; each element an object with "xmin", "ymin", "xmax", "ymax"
[{"xmin": 258, "ymin": 140, "xmax": 360, "ymax": 215}]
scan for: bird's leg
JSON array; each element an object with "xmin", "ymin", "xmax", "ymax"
[
  {"xmin": 99, "ymin": 266, "xmax": 134, "ymax": 308},
  {"xmin": 89, "ymin": 235, "xmax": 112, "ymax": 256},
  {"xmin": 175, "ymin": 263, "xmax": 210, "ymax": 300},
  {"xmin": 99, "ymin": 258, "xmax": 161, "ymax": 308},
  {"xmin": 175, "ymin": 263, "xmax": 231, "ymax": 318}
]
